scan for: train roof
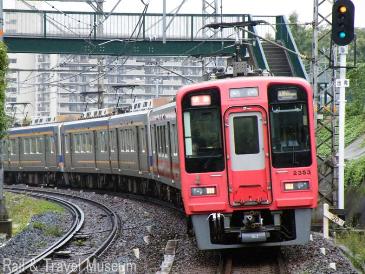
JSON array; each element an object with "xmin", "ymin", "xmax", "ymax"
[
  {"xmin": 109, "ymin": 110, "xmax": 149, "ymax": 125},
  {"xmin": 177, "ymin": 76, "xmax": 311, "ymax": 94},
  {"xmin": 62, "ymin": 116, "xmax": 109, "ymax": 130},
  {"xmin": 8, "ymin": 123, "xmax": 59, "ymax": 134},
  {"xmin": 149, "ymin": 102, "xmax": 176, "ymax": 114}
]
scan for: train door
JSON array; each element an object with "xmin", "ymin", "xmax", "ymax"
[{"xmin": 224, "ymin": 106, "xmax": 272, "ymax": 207}]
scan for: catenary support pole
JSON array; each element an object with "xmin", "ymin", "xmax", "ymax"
[{"xmin": 163, "ymin": 0, "xmax": 166, "ymax": 44}]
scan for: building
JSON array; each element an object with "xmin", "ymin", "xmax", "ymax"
[{"xmin": 33, "ymin": 54, "xmax": 209, "ymax": 117}]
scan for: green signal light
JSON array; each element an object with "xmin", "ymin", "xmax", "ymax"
[{"xmin": 339, "ymin": 32, "xmax": 346, "ymax": 39}]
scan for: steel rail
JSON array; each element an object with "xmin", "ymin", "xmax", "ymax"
[
  {"xmin": 4, "ymin": 186, "xmax": 121, "ymax": 274},
  {"xmin": 216, "ymin": 248, "xmax": 288, "ymax": 274},
  {"xmin": 5, "ymin": 187, "xmax": 85, "ymax": 274}
]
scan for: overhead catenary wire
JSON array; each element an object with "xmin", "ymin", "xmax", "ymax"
[{"xmin": 26, "ymin": 2, "xmax": 149, "ymax": 89}]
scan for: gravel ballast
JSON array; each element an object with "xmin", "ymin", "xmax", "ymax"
[
  {"xmin": 0, "ymin": 211, "xmax": 72, "ymax": 273},
  {"xmin": 2, "ymin": 186, "xmax": 361, "ymax": 274}
]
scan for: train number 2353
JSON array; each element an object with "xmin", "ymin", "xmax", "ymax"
[{"xmin": 293, "ymin": 170, "xmax": 311, "ymax": 175}]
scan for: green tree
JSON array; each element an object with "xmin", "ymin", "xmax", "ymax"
[
  {"xmin": 0, "ymin": 42, "xmax": 8, "ymax": 136},
  {"xmin": 288, "ymin": 12, "xmax": 312, "ymax": 59},
  {"xmin": 346, "ymin": 63, "xmax": 365, "ymax": 116}
]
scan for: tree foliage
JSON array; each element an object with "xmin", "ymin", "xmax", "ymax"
[
  {"xmin": 288, "ymin": 12, "xmax": 312, "ymax": 59},
  {"xmin": 0, "ymin": 42, "xmax": 8, "ymax": 136},
  {"xmin": 288, "ymin": 12, "xmax": 365, "ymax": 64}
]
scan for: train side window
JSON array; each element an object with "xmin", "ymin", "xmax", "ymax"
[
  {"xmin": 10, "ymin": 139, "xmax": 16, "ymax": 155},
  {"xmin": 100, "ymin": 132, "xmax": 104, "ymax": 153},
  {"xmin": 75, "ymin": 134, "xmax": 80, "ymax": 153},
  {"xmin": 9, "ymin": 139, "xmax": 13, "ymax": 155},
  {"xmin": 110, "ymin": 131, "xmax": 115, "ymax": 153},
  {"xmin": 84, "ymin": 134, "xmax": 89, "ymax": 153},
  {"xmin": 157, "ymin": 126, "xmax": 161, "ymax": 155},
  {"xmin": 31, "ymin": 138, "xmax": 37, "ymax": 154},
  {"xmin": 131, "ymin": 129, "xmax": 135, "ymax": 152},
  {"xmin": 104, "ymin": 132, "xmax": 108, "ymax": 152},
  {"xmin": 8, "ymin": 140, "xmax": 12, "ymax": 155},
  {"xmin": 49, "ymin": 136, "xmax": 55, "ymax": 154},
  {"xmin": 153, "ymin": 125, "xmax": 157, "ymax": 154},
  {"xmin": 126, "ymin": 130, "xmax": 130, "ymax": 152},
  {"xmin": 162, "ymin": 125, "xmax": 166, "ymax": 156},
  {"xmin": 65, "ymin": 135, "xmax": 69, "ymax": 154},
  {"xmin": 89, "ymin": 133, "xmax": 93, "ymax": 153},
  {"xmin": 140, "ymin": 127, "xmax": 145, "ymax": 153},
  {"xmin": 171, "ymin": 124, "xmax": 177, "ymax": 156},
  {"xmin": 80, "ymin": 134, "xmax": 85, "ymax": 153},
  {"xmin": 121, "ymin": 130, "xmax": 125, "ymax": 152},
  {"xmin": 37, "ymin": 137, "xmax": 44, "ymax": 154},
  {"xmin": 23, "ymin": 139, "xmax": 29, "ymax": 154},
  {"xmin": 36, "ymin": 137, "xmax": 42, "ymax": 154},
  {"xmin": 128, "ymin": 129, "xmax": 132, "ymax": 152}
]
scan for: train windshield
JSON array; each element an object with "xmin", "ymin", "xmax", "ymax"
[
  {"xmin": 268, "ymin": 86, "xmax": 312, "ymax": 168},
  {"xmin": 182, "ymin": 89, "xmax": 224, "ymax": 173}
]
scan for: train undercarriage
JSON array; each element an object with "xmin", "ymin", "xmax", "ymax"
[
  {"xmin": 193, "ymin": 208, "xmax": 312, "ymax": 249},
  {"xmin": 4, "ymin": 171, "xmax": 183, "ymax": 208}
]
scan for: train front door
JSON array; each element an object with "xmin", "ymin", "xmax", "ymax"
[{"xmin": 224, "ymin": 106, "xmax": 272, "ymax": 207}]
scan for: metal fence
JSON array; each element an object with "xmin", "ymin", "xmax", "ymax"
[{"xmin": 4, "ymin": 9, "xmax": 249, "ymax": 40}]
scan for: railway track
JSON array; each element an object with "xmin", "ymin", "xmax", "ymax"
[
  {"xmin": 217, "ymin": 248, "xmax": 288, "ymax": 274},
  {"xmin": 4, "ymin": 186, "xmax": 121, "ymax": 274}
]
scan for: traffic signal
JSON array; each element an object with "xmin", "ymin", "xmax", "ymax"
[{"xmin": 332, "ymin": 0, "xmax": 355, "ymax": 46}]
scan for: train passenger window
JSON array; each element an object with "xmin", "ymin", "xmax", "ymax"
[
  {"xmin": 49, "ymin": 136, "xmax": 55, "ymax": 154},
  {"xmin": 183, "ymin": 108, "xmax": 224, "ymax": 173},
  {"xmin": 23, "ymin": 139, "xmax": 29, "ymax": 154},
  {"xmin": 9, "ymin": 139, "xmax": 16, "ymax": 155},
  {"xmin": 36, "ymin": 137, "xmax": 43, "ymax": 154},
  {"xmin": 130, "ymin": 129, "xmax": 135, "ymax": 152},
  {"xmin": 125, "ymin": 130, "xmax": 130, "ymax": 152},
  {"xmin": 162, "ymin": 126, "xmax": 167, "ymax": 155},
  {"xmin": 182, "ymin": 89, "xmax": 224, "ymax": 173},
  {"xmin": 65, "ymin": 135, "xmax": 69, "ymax": 154},
  {"xmin": 120, "ymin": 130, "xmax": 125, "ymax": 152},
  {"xmin": 153, "ymin": 126, "xmax": 157, "ymax": 154},
  {"xmin": 100, "ymin": 132, "xmax": 107, "ymax": 153},
  {"xmin": 110, "ymin": 131, "xmax": 115, "ymax": 153},
  {"xmin": 140, "ymin": 127, "xmax": 145, "ymax": 153},
  {"xmin": 233, "ymin": 116, "xmax": 259, "ymax": 155},
  {"xmin": 88, "ymin": 134, "xmax": 93, "ymax": 153},
  {"xmin": 268, "ymin": 85, "xmax": 312, "ymax": 168},
  {"xmin": 75, "ymin": 134, "xmax": 80, "ymax": 153},
  {"xmin": 31, "ymin": 138, "xmax": 37, "ymax": 154},
  {"xmin": 157, "ymin": 126, "xmax": 161, "ymax": 154},
  {"xmin": 80, "ymin": 134, "xmax": 85, "ymax": 153}
]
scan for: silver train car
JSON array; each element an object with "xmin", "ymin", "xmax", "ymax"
[{"xmin": 3, "ymin": 103, "xmax": 181, "ymax": 204}]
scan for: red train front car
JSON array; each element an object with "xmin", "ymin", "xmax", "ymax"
[{"xmin": 176, "ymin": 77, "xmax": 318, "ymax": 250}]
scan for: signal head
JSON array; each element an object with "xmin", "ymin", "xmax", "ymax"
[{"xmin": 332, "ymin": 0, "xmax": 355, "ymax": 46}]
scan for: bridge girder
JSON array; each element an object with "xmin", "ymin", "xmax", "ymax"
[{"xmin": 4, "ymin": 37, "xmax": 235, "ymax": 56}]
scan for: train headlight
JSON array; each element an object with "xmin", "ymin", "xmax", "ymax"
[
  {"xmin": 191, "ymin": 187, "xmax": 216, "ymax": 196},
  {"xmin": 284, "ymin": 181, "xmax": 310, "ymax": 191}
]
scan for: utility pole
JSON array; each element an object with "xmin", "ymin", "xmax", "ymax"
[
  {"xmin": 163, "ymin": 0, "xmax": 166, "ymax": 44},
  {"xmin": 311, "ymin": 0, "xmax": 339, "ymax": 211},
  {"xmin": 0, "ymin": 0, "xmax": 12, "ymax": 238},
  {"xmin": 96, "ymin": 0, "xmax": 105, "ymax": 109}
]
